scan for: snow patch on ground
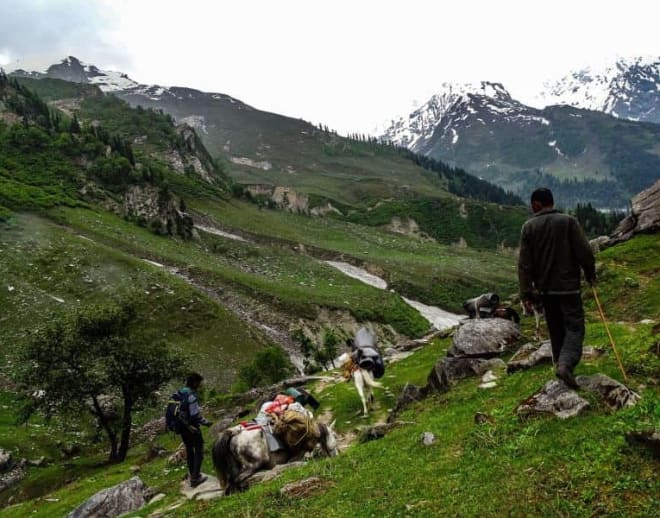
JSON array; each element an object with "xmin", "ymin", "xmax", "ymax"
[
  {"xmin": 324, "ymin": 261, "xmax": 387, "ymax": 290},
  {"xmin": 324, "ymin": 261, "xmax": 462, "ymax": 331},
  {"xmin": 401, "ymin": 297, "xmax": 464, "ymax": 331},
  {"xmin": 230, "ymin": 157, "xmax": 272, "ymax": 170},
  {"xmin": 195, "ymin": 225, "xmax": 248, "ymax": 242}
]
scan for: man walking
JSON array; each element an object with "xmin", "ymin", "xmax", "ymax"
[
  {"xmin": 178, "ymin": 372, "xmax": 212, "ymax": 487},
  {"xmin": 518, "ymin": 188, "xmax": 596, "ymax": 387}
]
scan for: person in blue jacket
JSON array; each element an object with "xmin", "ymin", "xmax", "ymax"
[{"xmin": 178, "ymin": 372, "xmax": 212, "ymax": 487}]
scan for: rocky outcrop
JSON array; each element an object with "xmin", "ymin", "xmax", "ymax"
[
  {"xmin": 67, "ymin": 476, "xmax": 149, "ymax": 518},
  {"xmin": 517, "ymin": 380, "xmax": 590, "ymax": 419},
  {"xmin": 598, "ymin": 179, "xmax": 660, "ymax": 249},
  {"xmin": 122, "ymin": 185, "xmax": 194, "ymax": 239},
  {"xmin": 447, "ymin": 319, "xmax": 520, "ymax": 358},
  {"xmin": 385, "ymin": 217, "xmax": 432, "ymax": 241},
  {"xmin": 174, "ymin": 124, "xmax": 219, "ymax": 184},
  {"xmin": 427, "ymin": 357, "xmax": 507, "ymax": 393},
  {"xmin": 388, "ymin": 383, "xmax": 427, "ymax": 421},
  {"xmin": 575, "ymin": 374, "xmax": 641, "ymax": 410}
]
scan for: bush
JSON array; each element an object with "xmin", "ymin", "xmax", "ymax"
[{"xmin": 235, "ymin": 346, "xmax": 293, "ymax": 390}]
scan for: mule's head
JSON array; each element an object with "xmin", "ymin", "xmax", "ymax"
[{"xmin": 319, "ymin": 420, "xmax": 339, "ymax": 457}]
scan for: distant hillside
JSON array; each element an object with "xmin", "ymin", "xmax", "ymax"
[
  {"xmin": 11, "ymin": 60, "xmax": 527, "ymax": 250},
  {"xmin": 12, "ymin": 57, "xmax": 520, "ymax": 212},
  {"xmin": 0, "ymin": 72, "xmax": 229, "ymax": 235},
  {"xmin": 382, "ymin": 81, "xmax": 660, "ymax": 208}
]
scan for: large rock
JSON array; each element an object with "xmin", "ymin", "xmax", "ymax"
[
  {"xmin": 67, "ymin": 476, "xmax": 148, "ymax": 518},
  {"xmin": 447, "ymin": 319, "xmax": 520, "ymax": 358},
  {"xmin": 180, "ymin": 473, "xmax": 222, "ymax": 501},
  {"xmin": 507, "ymin": 341, "xmax": 553, "ymax": 372},
  {"xmin": 517, "ymin": 380, "xmax": 590, "ymax": 419},
  {"xmin": 576, "ymin": 374, "xmax": 641, "ymax": 410},
  {"xmin": 607, "ymin": 179, "xmax": 660, "ymax": 247},
  {"xmin": 427, "ymin": 357, "xmax": 506, "ymax": 393},
  {"xmin": 387, "ymin": 383, "xmax": 428, "ymax": 422}
]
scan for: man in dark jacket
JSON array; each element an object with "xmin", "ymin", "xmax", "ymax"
[
  {"xmin": 518, "ymin": 188, "xmax": 596, "ymax": 387},
  {"xmin": 179, "ymin": 372, "xmax": 212, "ymax": 487}
]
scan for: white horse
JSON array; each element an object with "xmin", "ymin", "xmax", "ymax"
[
  {"xmin": 212, "ymin": 420, "xmax": 338, "ymax": 494},
  {"xmin": 339, "ymin": 352, "xmax": 383, "ymax": 417}
]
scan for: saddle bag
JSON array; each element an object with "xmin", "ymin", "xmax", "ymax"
[{"xmin": 272, "ymin": 409, "xmax": 320, "ymax": 451}]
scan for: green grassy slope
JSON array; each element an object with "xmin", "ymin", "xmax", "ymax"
[
  {"xmin": 194, "ymin": 199, "xmax": 519, "ymax": 312},
  {"xmin": 1, "ymin": 230, "xmax": 657, "ymax": 518},
  {"xmin": 0, "ymin": 214, "xmax": 269, "ymax": 386}
]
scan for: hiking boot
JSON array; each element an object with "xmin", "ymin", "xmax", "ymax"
[
  {"xmin": 190, "ymin": 475, "xmax": 207, "ymax": 488},
  {"xmin": 556, "ymin": 365, "xmax": 578, "ymax": 389}
]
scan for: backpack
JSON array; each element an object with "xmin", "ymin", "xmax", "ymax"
[{"xmin": 165, "ymin": 390, "xmax": 188, "ymax": 433}]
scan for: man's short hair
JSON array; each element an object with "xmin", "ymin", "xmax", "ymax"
[
  {"xmin": 186, "ymin": 372, "xmax": 204, "ymax": 387},
  {"xmin": 531, "ymin": 188, "xmax": 554, "ymax": 206}
]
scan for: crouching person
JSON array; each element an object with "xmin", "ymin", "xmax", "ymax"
[{"xmin": 179, "ymin": 372, "xmax": 212, "ymax": 487}]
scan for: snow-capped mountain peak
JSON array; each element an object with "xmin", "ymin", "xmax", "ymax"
[
  {"xmin": 46, "ymin": 56, "xmax": 139, "ymax": 92},
  {"xmin": 535, "ymin": 56, "xmax": 660, "ymax": 123},
  {"xmin": 381, "ymin": 81, "xmax": 515, "ymax": 149}
]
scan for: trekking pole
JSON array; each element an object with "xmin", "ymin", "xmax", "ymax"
[{"xmin": 591, "ymin": 285, "xmax": 628, "ymax": 383}]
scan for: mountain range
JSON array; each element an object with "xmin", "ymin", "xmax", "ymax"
[
  {"xmin": 536, "ymin": 56, "xmax": 660, "ymax": 123},
  {"xmin": 381, "ymin": 57, "xmax": 660, "ymax": 207},
  {"xmin": 10, "ymin": 56, "xmax": 660, "ymax": 208}
]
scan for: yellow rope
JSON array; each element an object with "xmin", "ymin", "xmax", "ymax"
[{"xmin": 592, "ymin": 286, "xmax": 629, "ymax": 383}]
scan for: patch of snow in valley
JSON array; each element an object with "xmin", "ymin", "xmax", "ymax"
[
  {"xmin": 142, "ymin": 258, "xmax": 165, "ymax": 268},
  {"xmin": 325, "ymin": 261, "xmax": 387, "ymax": 290},
  {"xmin": 230, "ymin": 157, "xmax": 273, "ymax": 170},
  {"xmin": 325, "ymin": 261, "xmax": 462, "ymax": 331},
  {"xmin": 195, "ymin": 225, "xmax": 249, "ymax": 242},
  {"xmin": 451, "ymin": 128, "xmax": 459, "ymax": 144},
  {"xmin": 402, "ymin": 297, "xmax": 464, "ymax": 331}
]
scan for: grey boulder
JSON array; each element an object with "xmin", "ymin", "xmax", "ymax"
[
  {"xmin": 517, "ymin": 380, "xmax": 590, "ymax": 419},
  {"xmin": 507, "ymin": 341, "xmax": 553, "ymax": 372},
  {"xmin": 447, "ymin": 319, "xmax": 520, "ymax": 358},
  {"xmin": 576, "ymin": 373, "xmax": 641, "ymax": 410},
  {"xmin": 67, "ymin": 476, "xmax": 149, "ymax": 518}
]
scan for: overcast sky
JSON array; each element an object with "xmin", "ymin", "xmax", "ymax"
[{"xmin": 1, "ymin": 0, "xmax": 658, "ymax": 134}]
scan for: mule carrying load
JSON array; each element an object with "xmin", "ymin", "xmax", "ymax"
[
  {"xmin": 212, "ymin": 387, "xmax": 337, "ymax": 494},
  {"xmin": 348, "ymin": 327, "xmax": 385, "ymax": 379},
  {"xmin": 341, "ymin": 327, "xmax": 385, "ymax": 416}
]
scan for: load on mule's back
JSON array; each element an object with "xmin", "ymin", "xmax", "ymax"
[
  {"xmin": 212, "ymin": 388, "xmax": 337, "ymax": 494},
  {"xmin": 340, "ymin": 327, "xmax": 385, "ymax": 417}
]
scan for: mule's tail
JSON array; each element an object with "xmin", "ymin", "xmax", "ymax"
[
  {"xmin": 212, "ymin": 427, "xmax": 242, "ymax": 494},
  {"xmin": 360, "ymin": 368, "xmax": 382, "ymax": 389}
]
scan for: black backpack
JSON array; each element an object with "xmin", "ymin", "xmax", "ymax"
[{"xmin": 165, "ymin": 390, "xmax": 188, "ymax": 433}]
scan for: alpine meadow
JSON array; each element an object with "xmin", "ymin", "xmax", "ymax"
[{"xmin": 0, "ymin": 4, "xmax": 658, "ymax": 516}]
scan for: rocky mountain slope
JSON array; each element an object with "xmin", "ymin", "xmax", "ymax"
[{"xmin": 381, "ymin": 79, "xmax": 660, "ymax": 207}]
